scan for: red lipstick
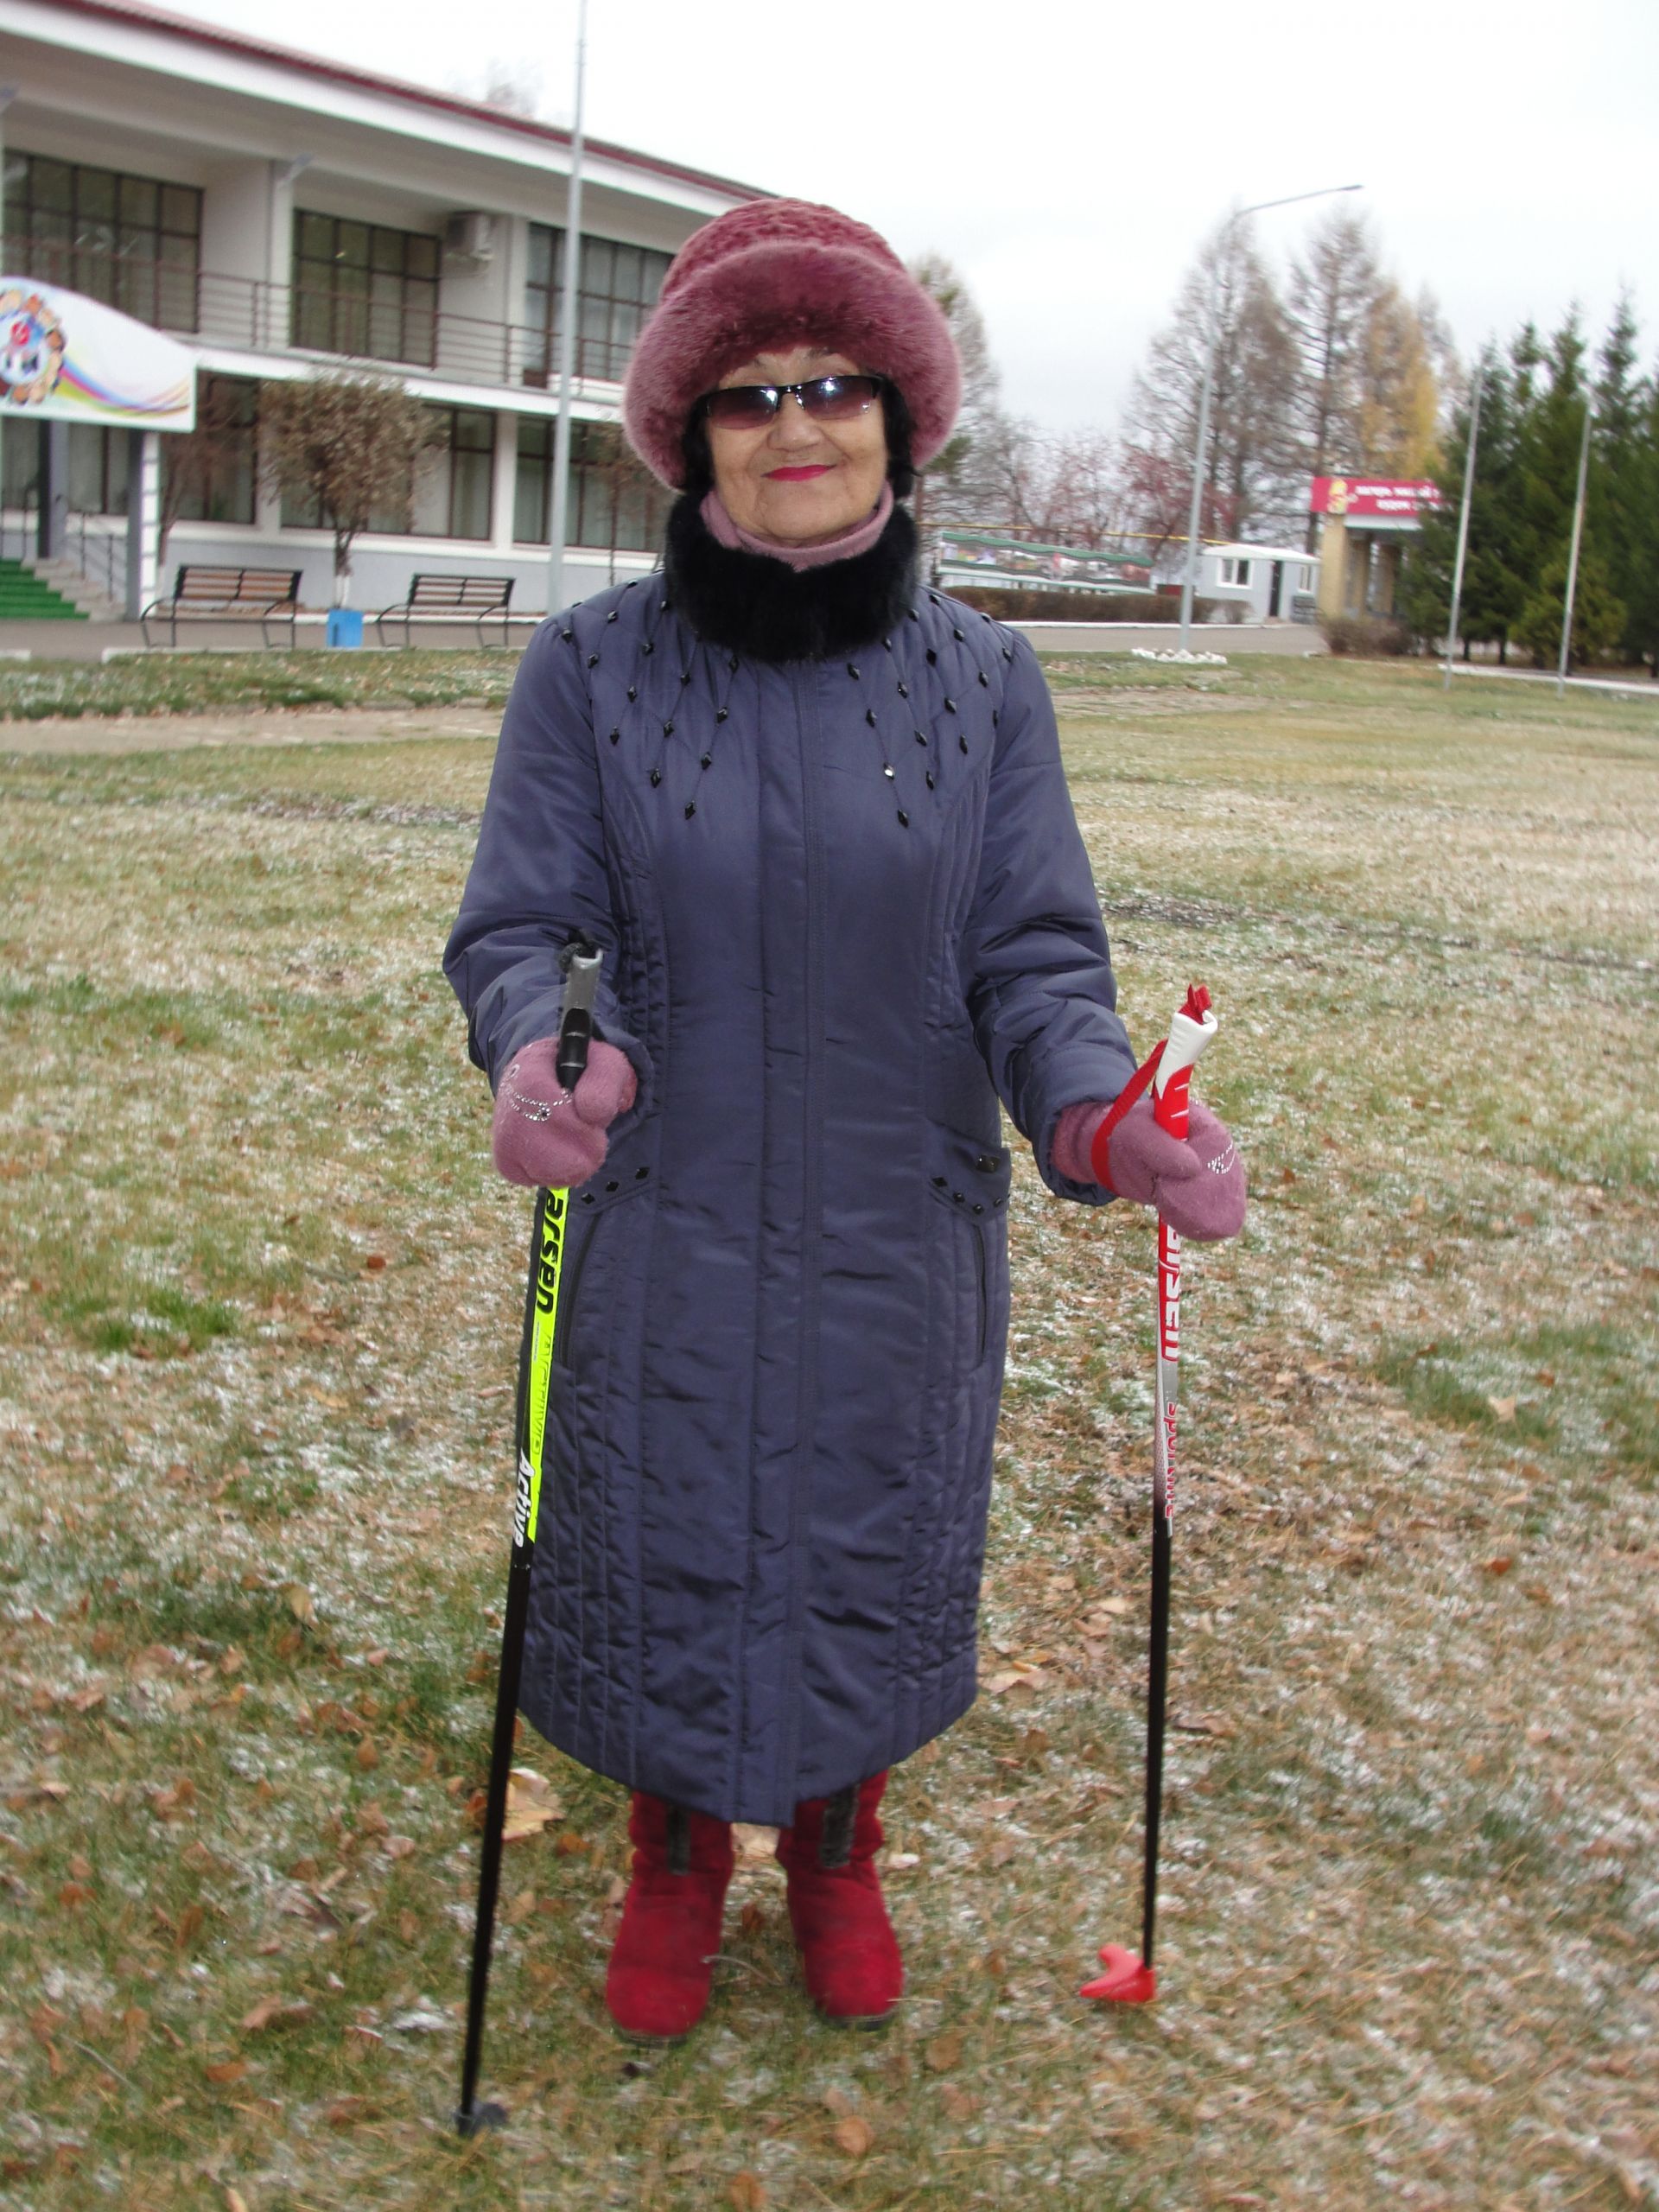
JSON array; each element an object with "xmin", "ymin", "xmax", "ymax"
[{"xmin": 767, "ymin": 464, "xmax": 832, "ymax": 480}]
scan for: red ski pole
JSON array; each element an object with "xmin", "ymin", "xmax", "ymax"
[{"xmin": 1083, "ymin": 982, "xmax": 1217, "ymax": 2006}]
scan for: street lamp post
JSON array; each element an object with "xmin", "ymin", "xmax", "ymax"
[
  {"xmin": 1554, "ymin": 395, "xmax": 1594, "ymax": 698},
  {"xmin": 1176, "ymin": 183, "xmax": 1362, "ymax": 655},
  {"xmin": 1442, "ymin": 368, "xmax": 1484, "ymax": 690},
  {"xmin": 546, "ymin": 0, "xmax": 588, "ymax": 617}
]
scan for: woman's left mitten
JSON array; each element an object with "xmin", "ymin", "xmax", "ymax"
[
  {"xmin": 491, "ymin": 1036, "xmax": 637, "ymax": 1191},
  {"xmin": 1103, "ymin": 1096, "xmax": 1247, "ymax": 1243}
]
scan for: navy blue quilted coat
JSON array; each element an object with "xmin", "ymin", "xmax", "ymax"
[{"xmin": 446, "ymin": 550, "xmax": 1136, "ymax": 1824}]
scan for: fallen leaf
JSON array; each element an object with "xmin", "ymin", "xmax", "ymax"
[
  {"xmin": 57, "ymin": 1881, "xmax": 92, "ymax": 1908},
  {"xmin": 365, "ymin": 1254, "xmax": 387, "ymax": 1272},
  {"xmin": 240, "ymin": 1997, "xmax": 313, "ymax": 2032},
  {"xmin": 205, "ymin": 2056, "xmax": 248, "ymax": 2085},
  {"xmin": 1486, "ymin": 1396, "xmax": 1516, "ymax": 1423},
  {"xmin": 740, "ymin": 1901, "xmax": 766, "ymax": 1936},
  {"xmin": 175, "ymin": 1904, "xmax": 205, "ymax": 1950},
  {"xmin": 981, "ymin": 1670, "xmax": 1022, "ymax": 1697},
  {"xmin": 283, "ymin": 1584, "xmax": 316, "ymax": 1624},
  {"xmin": 325, "ymin": 2096, "xmax": 370, "ymax": 2127},
  {"xmin": 886, "ymin": 1850, "xmax": 920, "ymax": 1872},
  {"xmin": 385, "ymin": 1834, "xmax": 416, "ymax": 1860},
  {"xmin": 226, "ymin": 2190, "xmax": 250, "ymax": 2212},
  {"xmin": 823, "ymin": 2087, "xmax": 855, "ymax": 2118},
  {"xmin": 1484, "ymin": 1556, "xmax": 1516, "ymax": 1577},
  {"xmin": 925, "ymin": 2029, "xmax": 964, "ymax": 2072},
  {"xmin": 939, "ymin": 2084, "xmax": 978, "ymax": 2121},
  {"xmin": 386, "ymin": 2008, "xmax": 449, "ymax": 2035},
  {"xmin": 834, "ymin": 2113, "xmax": 874, "ymax": 2157},
  {"xmin": 1172, "ymin": 1713, "xmax": 1236, "ymax": 1739},
  {"xmin": 68, "ymin": 1685, "xmax": 105, "ymax": 1713},
  {"xmin": 503, "ymin": 1768, "xmax": 565, "ymax": 1843},
  {"xmin": 728, "ymin": 2171, "xmax": 766, "ymax": 2210},
  {"xmin": 354, "ymin": 1738, "xmax": 379, "ymax": 1772}
]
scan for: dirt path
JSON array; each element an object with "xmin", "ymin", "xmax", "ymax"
[{"xmin": 0, "ymin": 704, "xmax": 499, "ymax": 754}]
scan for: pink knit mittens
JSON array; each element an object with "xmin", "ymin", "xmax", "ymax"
[
  {"xmin": 491, "ymin": 1036, "xmax": 638, "ymax": 1192},
  {"xmin": 1051, "ymin": 1094, "xmax": 1246, "ymax": 1243}
]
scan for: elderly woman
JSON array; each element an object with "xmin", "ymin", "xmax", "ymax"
[{"xmin": 444, "ymin": 200, "xmax": 1244, "ymax": 2045}]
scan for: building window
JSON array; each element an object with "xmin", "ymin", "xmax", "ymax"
[
  {"xmin": 1218, "ymin": 556, "xmax": 1252, "ymax": 588},
  {"xmin": 513, "ymin": 418, "xmax": 667, "ymax": 552},
  {"xmin": 281, "ymin": 404, "xmax": 493, "ymax": 539},
  {"xmin": 7, "ymin": 156, "xmax": 201, "ymax": 331},
  {"xmin": 291, "ymin": 213, "xmax": 439, "ymax": 368},
  {"xmin": 524, "ymin": 226, "xmax": 671, "ymax": 385},
  {"xmin": 168, "ymin": 376, "xmax": 259, "ymax": 525},
  {"xmin": 68, "ymin": 426, "xmax": 131, "ymax": 516}
]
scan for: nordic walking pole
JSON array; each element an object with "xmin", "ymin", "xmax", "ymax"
[
  {"xmin": 1083, "ymin": 982, "xmax": 1217, "ymax": 2006},
  {"xmin": 456, "ymin": 933, "xmax": 603, "ymax": 2136}
]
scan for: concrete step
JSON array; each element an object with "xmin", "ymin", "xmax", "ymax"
[{"xmin": 28, "ymin": 556, "xmax": 124, "ymax": 621}]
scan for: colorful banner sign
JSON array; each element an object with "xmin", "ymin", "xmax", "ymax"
[
  {"xmin": 1309, "ymin": 476, "xmax": 1442, "ymax": 518},
  {"xmin": 0, "ymin": 278, "xmax": 196, "ymax": 431}
]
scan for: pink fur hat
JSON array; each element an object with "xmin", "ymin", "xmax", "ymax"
[{"xmin": 622, "ymin": 199, "xmax": 962, "ymax": 490}]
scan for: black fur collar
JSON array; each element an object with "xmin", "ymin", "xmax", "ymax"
[{"xmin": 663, "ymin": 494, "xmax": 918, "ymax": 664}]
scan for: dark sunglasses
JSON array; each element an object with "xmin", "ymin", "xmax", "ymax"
[{"xmin": 699, "ymin": 373, "xmax": 886, "ymax": 431}]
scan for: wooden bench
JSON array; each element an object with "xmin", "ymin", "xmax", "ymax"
[
  {"xmin": 376, "ymin": 573, "xmax": 518, "ymax": 648},
  {"xmin": 141, "ymin": 565, "xmax": 302, "ymax": 649}
]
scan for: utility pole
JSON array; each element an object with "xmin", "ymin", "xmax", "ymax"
[
  {"xmin": 1442, "ymin": 369, "xmax": 1484, "ymax": 690},
  {"xmin": 1177, "ymin": 183, "xmax": 1362, "ymax": 655},
  {"xmin": 1554, "ymin": 396, "xmax": 1594, "ymax": 698},
  {"xmin": 0, "ymin": 88, "xmax": 19, "ymax": 563},
  {"xmin": 546, "ymin": 0, "xmax": 588, "ymax": 616}
]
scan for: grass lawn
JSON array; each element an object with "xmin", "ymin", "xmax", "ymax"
[{"xmin": 1, "ymin": 655, "xmax": 1655, "ymax": 2210}]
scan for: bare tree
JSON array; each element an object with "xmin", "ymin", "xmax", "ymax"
[
  {"xmin": 258, "ymin": 370, "xmax": 442, "ymax": 604},
  {"xmin": 1126, "ymin": 217, "xmax": 1301, "ymax": 546},
  {"xmin": 907, "ymin": 251, "xmax": 1027, "ymax": 531},
  {"xmin": 158, "ymin": 379, "xmax": 257, "ymax": 576}
]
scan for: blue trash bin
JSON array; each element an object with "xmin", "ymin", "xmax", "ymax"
[{"xmin": 326, "ymin": 607, "xmax": 364, "ymax": 649}]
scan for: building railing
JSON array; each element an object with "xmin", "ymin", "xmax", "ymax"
[{"xmin": 1, "ymin": 238, "xmax": 633, "ymax": 392}]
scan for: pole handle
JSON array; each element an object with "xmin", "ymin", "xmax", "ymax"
[
  {"xmin": 1152, "ymin": 984, "xmax": 1217, "ymax": 1141},
  {"xmin": 555, "ymin": 935, "xmax": 603, "ymax": 1092}
]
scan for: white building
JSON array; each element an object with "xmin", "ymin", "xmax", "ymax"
[
  {"xmin": 0, "ymin": 0, "xmax": 764, "ymax": 618},
  {"xmin": 1196, "ymin": 543, "xmax": 1319, "ymax": 624}
]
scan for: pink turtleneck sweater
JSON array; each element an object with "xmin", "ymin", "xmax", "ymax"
[{"xmin": 701, "ymin": 482, "xmax": 894, "ymax": 572}]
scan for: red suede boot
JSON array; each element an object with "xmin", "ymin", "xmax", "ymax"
[
  {"xmin": 775, "ymin": 1771, "xmax": 904, "ymax": 2025},
  {"xmin": 605, "ymin": 1791, "xmax": 734, "ymax": 2044}
]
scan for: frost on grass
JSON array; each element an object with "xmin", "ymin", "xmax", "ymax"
[{"xmin": 0, "ymin": 657, "xmax": 1656, "ymax": 2211}]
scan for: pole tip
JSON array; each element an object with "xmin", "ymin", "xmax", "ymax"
[
  {"xmin": 1081, "ymin": 1945, "xmax": 1158, "ymax": 2005},
  {"xmin": 456, "ymin": 2098, "xmax": 509, "ymax": 2138}
]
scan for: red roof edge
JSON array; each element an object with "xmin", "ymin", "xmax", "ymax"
[{"xmin": 21, "ymin": 0, "xmax": 772, "ymax": 205}]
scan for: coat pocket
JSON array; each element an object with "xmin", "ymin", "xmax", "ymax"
[
  {"xmin": 556, "ymin": 1148, "xmax": 654, "ymax": 1371},
  {"xmin": 925, "ymin": 1124, "xmax": 1012, "ymax": 1370}
]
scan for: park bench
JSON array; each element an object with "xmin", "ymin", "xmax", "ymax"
[
  {"xmin": 376, "ymin": 573, "xmax": 519, "ymax": 648},
  {"xmin": 141, "ymin": 565, "xmax": 302, "ymax": 649}
]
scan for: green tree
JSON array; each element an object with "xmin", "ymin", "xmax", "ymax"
[
  {"xmin": 1399, "ymin": 347, "xmax": 1527, "ymax": 660},
  {"xmin": 1592, "ymin": 293, "xmax": 1654, "ymax": 668},
  {"xmin": 258, "ymin": 370, "xmax": 441, "ymax": 605},
  {"xmin": 1515, "ymin": 545, "xmax": 1626, "ymax": 668}
]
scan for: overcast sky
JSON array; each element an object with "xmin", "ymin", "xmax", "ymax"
[{"xmin": 169, "ymin": 0, "xmax": 1659, "ymax": 435}]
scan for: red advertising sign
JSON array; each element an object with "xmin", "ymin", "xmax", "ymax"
[{"xmin": 1308, "ymin": 476, "xmax": 1443, "ymax": 518}]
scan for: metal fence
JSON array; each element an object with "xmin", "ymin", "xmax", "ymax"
[{"xmin": 3, "ymin": 238, "xmax": 628, "ymax": 391}]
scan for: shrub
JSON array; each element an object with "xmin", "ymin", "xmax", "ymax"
[{"xmin": 1319, "ymin": 613, "xmax": 1413, "ymax": 658}]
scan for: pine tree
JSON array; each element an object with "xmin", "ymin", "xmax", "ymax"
[
  {"xmin": 1515, "ymin": 545, "xmax": 1626, "ymax": 668},
  {"xmin": 1592, "ymin": 293, "xmax": 1649, "ymax": 665}
]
